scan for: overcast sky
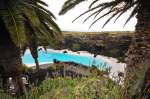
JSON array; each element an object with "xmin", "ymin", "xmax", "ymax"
[{"xmin": 43, "ymin": 0, "xmax": 137, "ymax": 32}]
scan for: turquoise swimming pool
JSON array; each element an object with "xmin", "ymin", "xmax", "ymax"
[{"xmin": 22, "ymin": 50, "xmax": 110, "ymax": 68}]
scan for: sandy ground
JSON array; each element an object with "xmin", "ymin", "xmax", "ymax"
[{"xmin": 25, "ymin": 48, "xmax": 126, "ymax": 79}]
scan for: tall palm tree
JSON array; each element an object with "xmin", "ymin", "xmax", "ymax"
[
  {"xmin": 59, "ymin": 0, "xmax": 150, "ymax": 98},
  {"xmin": 0, "ymin": 0, "xmax": 61, "ymax": 95}
]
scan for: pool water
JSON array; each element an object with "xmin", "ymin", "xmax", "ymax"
[{"xmin": 22, "ymin": 50, "xmax": 110, "ymax": 68}]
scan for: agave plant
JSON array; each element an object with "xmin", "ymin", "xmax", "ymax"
[
  {"xmin": 0, "ymin": 0, "xmax": 61, "ymax": 95},
  {"xmin": 59, "ymin": 0, "xmax": 150, "ymax": 98}
]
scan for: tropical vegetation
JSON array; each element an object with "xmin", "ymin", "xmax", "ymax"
[
  {"xmin": 0, "ymin": 0, "xmax": 150, "ymax": 98},
  {"xmin": 1, "ymin": 76, "xmax": 124, "ymax": 99}
]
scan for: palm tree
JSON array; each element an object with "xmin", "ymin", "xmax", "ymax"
[
  {"xmin": 59, "ymin": 0, "xmax": 150, "ymax": 98},
  {"xmin": 0, "ymin": 0, "xmax": 61, "ymax": 95}
]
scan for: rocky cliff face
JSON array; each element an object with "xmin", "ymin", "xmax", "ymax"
[{"xmin": 60, "ymin": 32, "xmax": 133, "ymax": 62}]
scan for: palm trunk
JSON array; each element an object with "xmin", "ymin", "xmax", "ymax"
[
  {"xmin": 127, "ymin": 0, "xmax": 150, "ymax": 71},
  {"xmin": 0, "ymin": 20, "xmax": 26, "ymax": 95},
  {"xmin": 34, "ymin": 57, "xmax": 40, "ymax": 70},
  {"xmin": 0, "ymin": 44, "xmax": 26, "ymax": 95},
  {"xmin": 30, "ymin": 46, "xmax": 40, "ymax": 71},
  {"xmin": 126, "ymin": 0, "xmax": 150, "ymax": 97}
]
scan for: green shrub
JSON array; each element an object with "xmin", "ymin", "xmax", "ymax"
[
  {"xmin": 47, "ymin": 66, "xmax": 55, "ymax": 71},
  {"xmin": 72, "ymin": 43, "xmax": 80, "ymax": 51},
  {"xmin": 19, "ymin": 64, "xmax": 33, "ymax": 73},
  {"xmin": 0, "ymin": 90, "xmax": 15, "ymax": 99},
  {"xmin": 90, "ymin": 65, "xmax": 109, "ymax": 76},
  {"xmin": 1, "ymin": 76, "xmax": 125, "ymax": 99},
  {"xmin": 55, "ymin": 64, "xmax": 64, "ymax": 70}
]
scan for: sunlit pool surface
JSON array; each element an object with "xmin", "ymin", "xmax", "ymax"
[{"xmin": 22, "ymin": 50, "xmax": 110, "ymax": 68}]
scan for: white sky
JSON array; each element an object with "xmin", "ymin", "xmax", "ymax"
[{"xmin": 43, "ymin": 0, "xmax": 137, "ymax": 32}]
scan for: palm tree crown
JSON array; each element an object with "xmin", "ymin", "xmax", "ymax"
[
  {"xmin": 0, "ymin": 0, "xmax": 61, "ymax": 49},
  {"xmin": 59, "ymin": 0, "xmax": 140, "ymax": 28}
]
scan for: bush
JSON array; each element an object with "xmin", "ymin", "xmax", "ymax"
[
  {"xmin": 19, "ymin": 65, "xmax": 33, "ymax": 73},
  {"xmin": 22, "ymin": 77, "xmax": 123, "ymax": 99},
  {"xmin": 47, "ymin": 66, "xmax": 55, "ymax": 71},
  {"xmin": 72, "ymin": 43, "xmax": 80, "ymax": 51},
  {"xmin": 0, "ymin": 76, "xmax": 126, "ymax": 99},
  {"xmin": 0, "ymin": 90, "xmax": 15, "ymax": 99},
  {"xmin": 89, "ymin": 65, "xmax": 109, "ymax": 76}
]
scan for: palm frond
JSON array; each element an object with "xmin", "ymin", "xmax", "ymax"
[
  {"xmin": 72, "ymin": 2, "xmax": 115, "ymax": 23},
  {"xmin": 36, "ymin": 0, "xmax": 48, "ymax": 7},
  {"xmin": 72, "ymin": 0, "xmax": 124, "ymax": 24},
  {"xmin": 23, "ymin": 4, "xmax": 41, "ymax": 28},
  {"xmin": 0, "ymin": 0, "xmax": 27, "ymax": 48},
  {"xmin": 89, "ymin": 0, "xmax": 99, "ymax": 9},
  {"xmin": 36, "ymin": 8, "xmax": 61, "ymax": 33},
  {"xmin": 22, "ymin": 0, "xmax": 62, "ymax": 47},
  {"xmin": 114, "ymin": 0, "xmax": 138, "ymax": 23},
  {"xmin": 60, "ymin": 0, "xmax": 139, "ymax": 28},
  {"xmin": 24, "ymin": 2, "xmax": 56, "ymax": 20},
  {"xmin": 89, "ymin": 9, "xmax": 115, "ymax": 28},
  {"xmin": 123, "ymin": 3, "xmax": 139, "ymax": 26},
  {"xmin": 82, "ymin": 1, "xmax": 121, "ymax": 24},
  {"xmin": 102, "ymin": 10, "xmax": 120, "ymax": 28},
  {"xmin": 59, "ymin": 0, "xmax": 86, "ymax": 15},
  {"xmin": 0, "ymin": 0, "xmax": 62, "ymax": 57}
]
